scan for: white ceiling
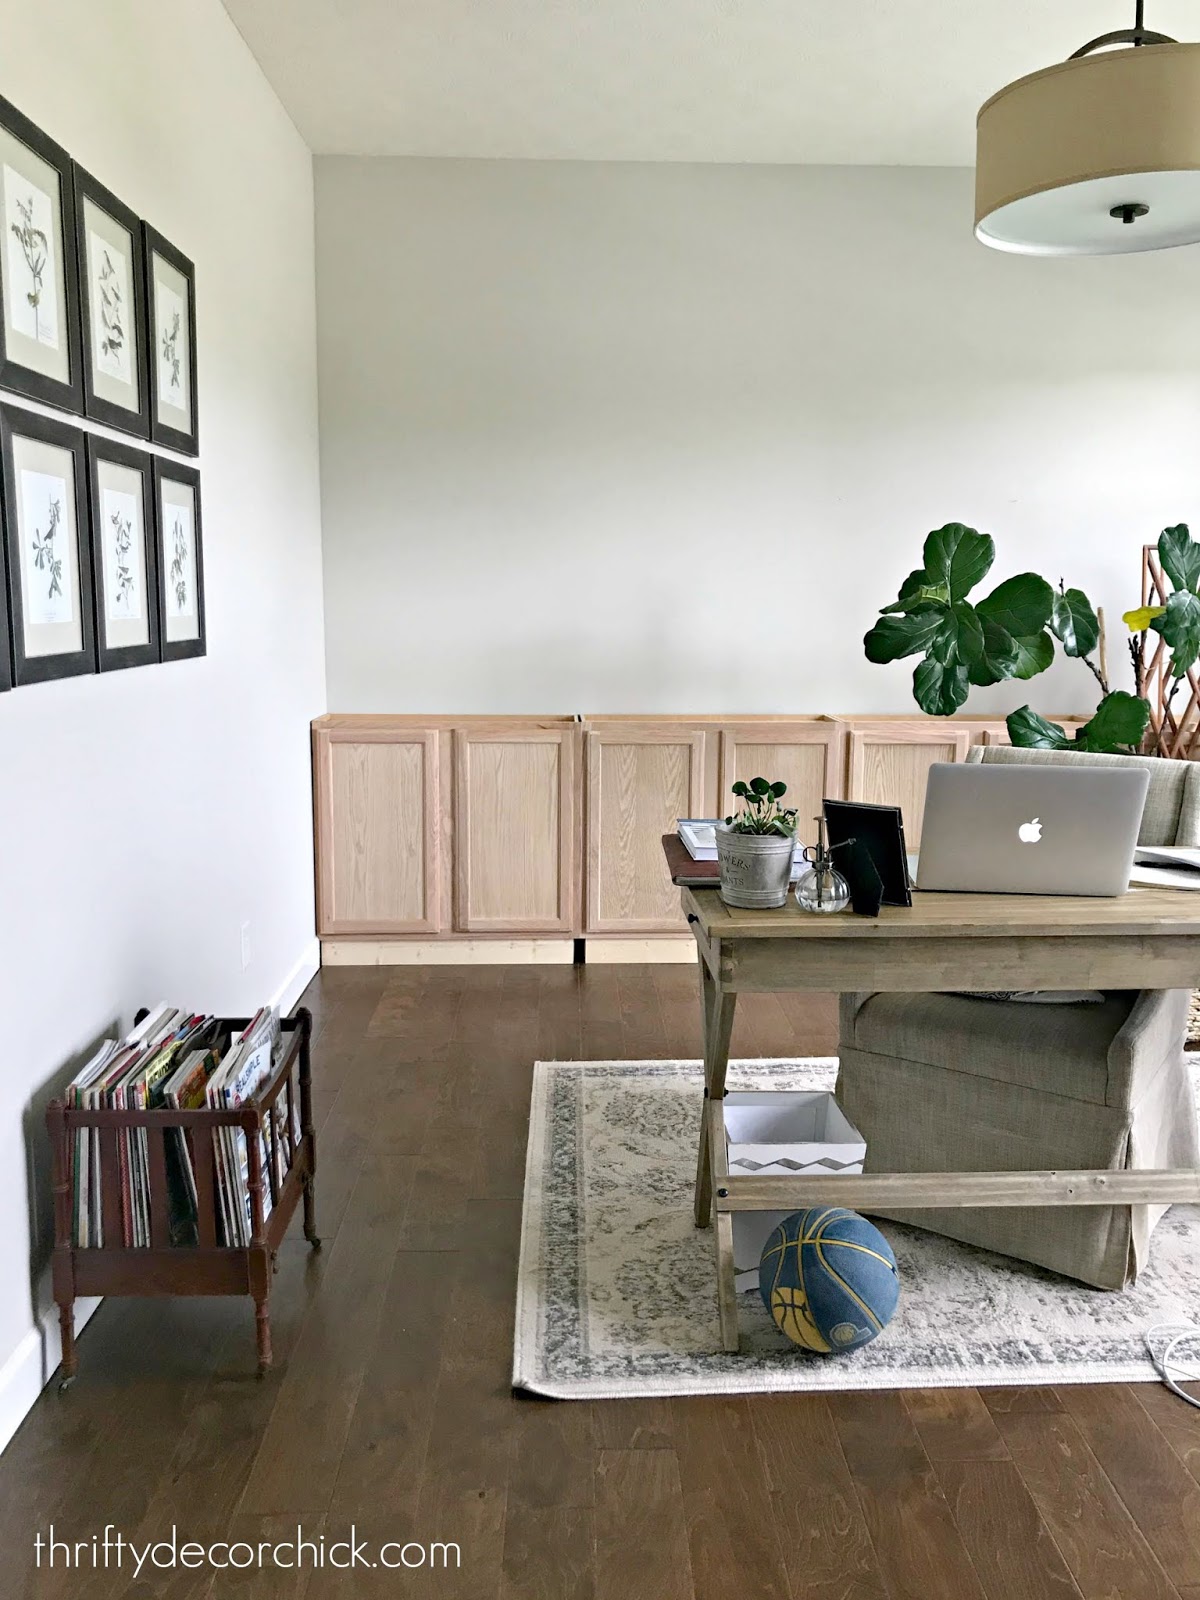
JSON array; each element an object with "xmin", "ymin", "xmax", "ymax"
[{"xmin": 221, "ymin": 1, "xmax": 1197, "ymax": 165}]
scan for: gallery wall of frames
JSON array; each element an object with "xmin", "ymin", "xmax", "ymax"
[{"xmin": 0, "ymin": 92, "xmax": 203, "ymax": 691}]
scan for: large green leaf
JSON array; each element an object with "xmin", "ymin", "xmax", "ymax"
[
  {"xmin": 937, "ymin": 601, "xmax": 984, "ymax": 666},
  {"xmin": 1010, "ymin": 632, "xmax": 1055, "ymax": 679},
  {"xmin": 922, "ymin": 524, "xmax": 994, "ymax": 605},
  {"xmin": 913, "ymin": 658, "xmax": 970, "ymax": 716},
  {"xmin": 863, "ymin": 609, "xmax": 944, "ymax": 664},
  {"xmin": 967, "ymin": 616, "xmax": 1021, "ymax": 686},
  {"xmin": 975, "ymin": 573, "xmax": 1055, "ymax": 639},
  {"xmin": 1151, "ymin": 589, "xmax": 1200, "ymax": 678},
  {"xmin": 1007, "ymin": 706, "xmax": 1070, "ymax": 750},
  {"xmin": 1158, "ymin": 524, "xmax": 1200, "ymax": 595},
  {"xmin": 1050, "ymin": 587, "xmax": 1099, "ymax": 659},
  {"xmin": 1074, "ymin": 691, "xmax": 1151, "ymax": 754}
]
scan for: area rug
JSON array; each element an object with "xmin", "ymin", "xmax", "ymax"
[{"xmin": 513, "ymin": 1057, "xmax": 1200, "ymax": 1399}]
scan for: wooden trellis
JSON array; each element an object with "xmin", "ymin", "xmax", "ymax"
[{"xmin": 1139, "ymin": 544, "xmax": 1200, "ymax": 760}]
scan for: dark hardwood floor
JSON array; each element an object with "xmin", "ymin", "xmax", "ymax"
[{"xmin": 5, "ymin": 962, "xmax": 1200, "ymax": 1598}]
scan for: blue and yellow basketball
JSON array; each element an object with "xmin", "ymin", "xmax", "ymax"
[{"xmin": 759, "ymin": 1207, "xmax": 899, "ymax": 1353}]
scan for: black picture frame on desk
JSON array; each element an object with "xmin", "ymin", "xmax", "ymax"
[
  {"xmin": 0, "ymin": 95, "xmax": 84, "ymax": 415},
  {"xmin": 0, "ymin": 403, "xmax": 95, "ymax": 685},
  {"xmin": 87, "ymin": 435, "xmax": 159, "ymax": 672},
  {"xmin": 153, "ymin": 458, "xmax": 205, "ymax": 662},
  {"xmin": 144, "ymin": 223, "xmax": 197, "ymax": 454},
  {"xmin": 74, "ymin": 165, "xmax": 151, "ymax": 438},
  {"xmin": 823, "ymin": 799, "xmax": 912, "ymax": 907}
]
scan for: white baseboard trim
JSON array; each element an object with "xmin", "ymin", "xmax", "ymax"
[
  {"xmin": 585, "ymin": 939, "xmax": 695, "ymax": 964},
  {"xmin": 0, "ymin": 1295, "xmax": 101, "ymax": 1457},
  {"xmin": 273, "ymin": 937, "xmax": 321, "ymax": 1011},
  {"xmin": 322, "ymin": 938, "xmax": 574, "ymax": 966}
]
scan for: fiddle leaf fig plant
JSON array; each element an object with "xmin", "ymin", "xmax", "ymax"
[
  {"xmin": 1125, "ymin": 524, "xmax": 1200, "ymax": 682},
  {"xmin": 724, "ymin": 778, "xmax": 798, "ymax": 837},
  {"xmin": 864, "ymin": 524, "xmax": 1054, "ymax": 716},
  {"xmin": 865, "ymin": 522, "xmax": 1152, "ymax": 754}
]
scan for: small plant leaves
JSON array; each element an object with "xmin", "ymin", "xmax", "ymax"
[
  {"xmin": 1123, "ymin": 605, "xmax": 1165, "ymax": 633},
  {"xmin": 1006, "ymin": 706, "xmax": 1071, "ymax": 749},
  {"xmin": 1158, "ymin": 524, "xmax": 1200, "ymax": 596},
  {"xmin": 921, "ymin": 524, "xmax": 995, "ymax": 605},
  {"xmin": 975, "ymin": 573, "xmax": 1055, "ymax": 639},
  {"xmin": 1050, "ymin": 587, "xmax": 1100, "ymax": 659},
  {"xmin": 1074, "ymin": 691, "xmax": 1151, "ymax": 752},
  {"xmin": 913, "ymin": 657, "xmax": 970, "ymax": 716},
  {"xmin": 1150, "ymin": 589, "xmax": 1200, "ymax": 678}
]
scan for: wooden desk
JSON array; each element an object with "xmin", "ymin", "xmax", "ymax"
[{"xmin": 682, "ymin": 882, "xmax": 1200, "ymax": 1352}]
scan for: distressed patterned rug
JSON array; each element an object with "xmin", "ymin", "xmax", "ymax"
[{"xmin": 513, "ymin": 1058, "xmax": 1200, "ymax": 1399}]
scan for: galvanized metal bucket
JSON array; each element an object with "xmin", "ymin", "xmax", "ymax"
[{"xmin": 715, "ymin": 826, "xmax": 795, "ymax": 909}]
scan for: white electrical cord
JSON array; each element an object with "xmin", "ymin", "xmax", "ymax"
[{"xmin": 1145, "ymin": 1322, "xmax": 1200, "ymax": 1409}]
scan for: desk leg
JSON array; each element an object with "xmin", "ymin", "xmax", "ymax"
[
  {"xmin": 715, "ymin": 1205, "xmax": 740, "ymax": 1354},
  {"xmin": 694, "ymin": 954, "xmax": 737, "ymax": 1227}
]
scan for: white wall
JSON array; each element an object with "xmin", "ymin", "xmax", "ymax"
[
  {"xmin": 315, "ymin": 157, "xmax": 1200, "ymax": 715},
  {"xmin": 0, "ymin": 1, "xmax": 326, "ymax": 1443}
]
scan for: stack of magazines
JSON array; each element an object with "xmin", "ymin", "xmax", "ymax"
[{"xmin": 66, "ymin": 1003, "xmax": 296, "ymax": 1249}]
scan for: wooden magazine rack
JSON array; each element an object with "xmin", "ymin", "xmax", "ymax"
[{"xmin": 46, "ymin": 1007, "xmax": 318, "ymax": 1387}]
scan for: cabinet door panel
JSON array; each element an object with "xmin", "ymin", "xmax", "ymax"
[
  {"xmin": 586, "ymin": 728, "xmax": 705, "ymax": 932},
  {"xmin": 314, "ymin": 728, "xmax": 441, "ymax": 935},
  {"xmin": 846, "ymin": 724, "xmax": 972, "ymax": 846},
  {"xmin": 718, "ymin": 723, "xmax": 843, "ymax": 847},
  {"xmin": 454, "ymin": 729, "xmax": 576, "ymax": 933}
]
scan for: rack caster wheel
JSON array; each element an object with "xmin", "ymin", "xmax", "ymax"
[{"xmin": 306, "ymin": 1235, "xmax": 322, "ymax": 1251}]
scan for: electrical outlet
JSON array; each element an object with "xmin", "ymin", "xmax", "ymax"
[{"xmin": 240, "ymin": 921, "xmax": 252, "ymax": 971}]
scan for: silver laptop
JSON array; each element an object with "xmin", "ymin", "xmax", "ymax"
[{"xmin": 916, "ymin": 762, "xmax": 1149, "ymax": 896}]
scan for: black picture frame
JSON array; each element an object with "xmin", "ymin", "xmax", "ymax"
[
  {"xmin": 0, "ymin": 95, "xmax": 84, "ymax": 415},
  {"xmin": 823, "ymin": 799, "xmax": 913, "ymax": 908},
  {"xmin": 87, "ymin": 435, "xmax": 159, "ymax": 672},
  {"xmin": 143, "ymin": 223, "xmax": 198, "ymax": 455},
  {"xmin": 0, "ymin": 403, "xmax": 95, "ymax": 685},
  {"xmin": 73, "ymin": 165, "xmax": 150, "ymax": 439},
  {"xmin": 152, "ymin": 458, "xmax": 205, "ymax": 661}
]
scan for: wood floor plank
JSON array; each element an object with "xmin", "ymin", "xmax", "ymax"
[
  {"xmin": 829, "ymin": 1391, "xmax": 990, "ymax": 1600},
  {"xmin": 501, "ymin": 1506, "xmax": 593, "ymax": 1600},
  {"xmin": 591, "ymin": 1398, "xmax": 675, "ymax": 1451},
  {"xmin": 1060, "ymin": 1382, "xmax": 1200, "ymax": 1591},
  {"xmin": 594, "ymin": 1449, "xmax": 693, "ymax": 1600},
  {"xmin": 750, "ymin": 1394, "xmax": 886, "ymax": 1600},
  {"xmin": 994, "ymin": 1407, "xmax": 1179, "ymax": 1600},
  {"xmin": 673, "ymin": 1397, "xmax": 792, "ymax": 1600},
  {"xmin": 1132, "ymin": 1381, "xmax": 1200, "ymax": 1486},
  {"xmin": 980, "ymin": 1387, "xmax": 1064, "ymax": 1416},
  {"xmin": 904, "ymin": 1388, "xmax": 1009, "ymax": 1462},
  {"xmin": 934, "ymin": 1458, "xmax": 1084, "ymax": 1600}
]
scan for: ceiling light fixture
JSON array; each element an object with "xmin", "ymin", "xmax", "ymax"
[{"xmin": 975, "ymin": 2, "xmax": 1200, "ymax": 255}]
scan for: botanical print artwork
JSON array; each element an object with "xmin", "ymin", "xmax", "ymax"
[
  {"xmin": 88, "ymin": 231, "xmax": 132, "ymax": 384},
  {"xmin": 155, "ymin": 277, "xmax": 186, "ymax": 409},
  {"xmin": 165, "ymin": 500, "xmax": 194, "ymax": 617},
  {"xmin": 102, "ymin": 486, "xmax": 142, "ymax": 623},
  {"xmin": 3, "ymin": 164, "xmax": 59, "ymax": 349},
  {"xmin": 20, "ymin": 467, "xmax": 73, "ymax": 627}
]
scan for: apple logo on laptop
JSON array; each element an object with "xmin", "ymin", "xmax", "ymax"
[{"xmin": 1018, "ymin": 817, "xmax": 1043, "ymax": 844}]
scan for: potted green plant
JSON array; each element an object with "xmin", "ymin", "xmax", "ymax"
[
  {"xmin": 862, "ymin": 522, "xmax": 1151, "ymax": 753},
  {"xmin": 716, "ymin": 778, "xmax": 798, "ymax": 909}
]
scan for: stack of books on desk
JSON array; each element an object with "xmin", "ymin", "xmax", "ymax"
[{"xmin": 670, "ymin": 819, "xmax": 807, "ymax": 885}]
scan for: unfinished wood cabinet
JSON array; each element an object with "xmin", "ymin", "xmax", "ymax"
[
  {"xmin": 453, "ymin": 726, "xmax": 577, "ymax": 933},
  {"xmin": 845, "ymin": 720, "xmax": 972, "ymax": 846},
  {"xmin": 313, "ymin": 724, "xmax": 441, "ymax": 935},
  {"xmin": 717, "ymin": 721, "xmax": 844, "ymax": 841},
  {"xmin": 585, "ymin": 724, "xmax": 706, "ymax": 933}
]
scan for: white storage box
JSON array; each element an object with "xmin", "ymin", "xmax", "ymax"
[{"xmin": 723, "ymin": 1090, "xmax": 867, "ymax": 1293}]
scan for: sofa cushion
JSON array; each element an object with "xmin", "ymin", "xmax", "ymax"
[{"xmin": 848, "ymin": 990, "xmax": 1138, "ymax": 1106}]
